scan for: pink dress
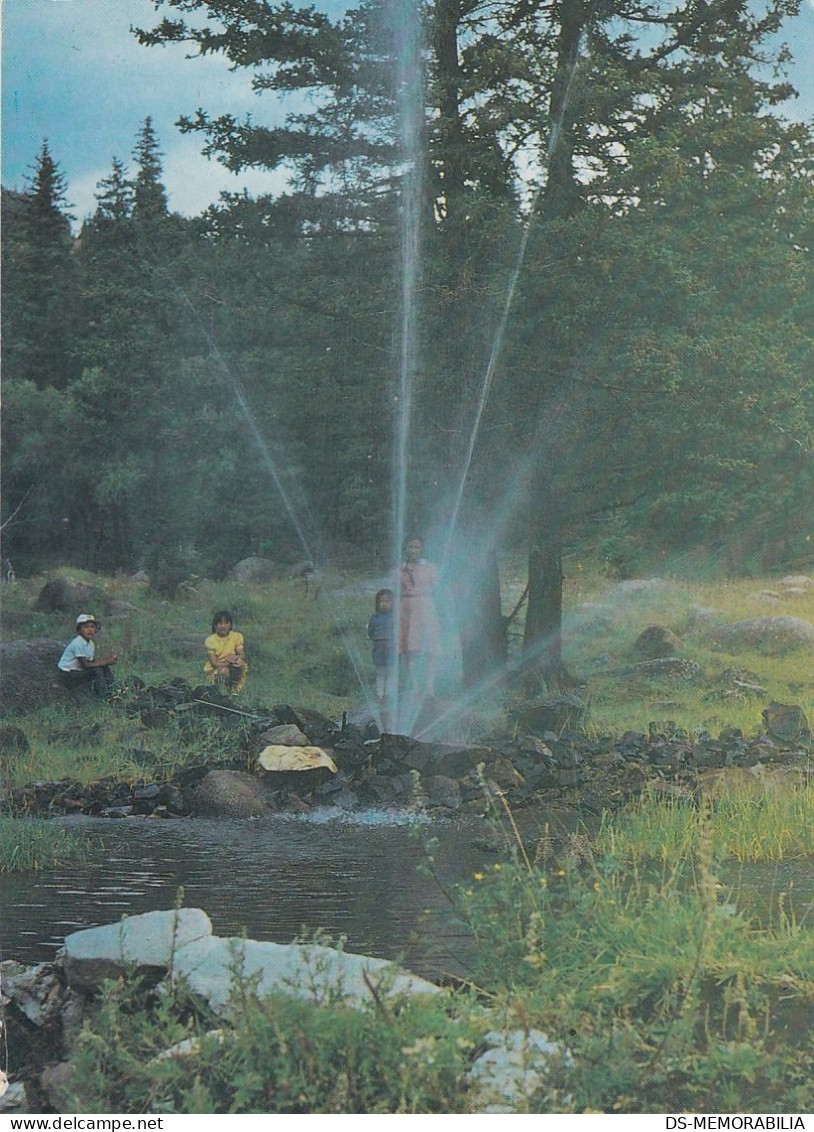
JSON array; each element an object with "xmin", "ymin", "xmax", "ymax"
[{"xmin": 393, "ymin": 560, "xmax": 440, "ymax": 655}]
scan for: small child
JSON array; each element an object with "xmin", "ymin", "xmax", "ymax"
[
  {"xmin": 57, "ymin": 614, "xmax": 117, "ymax": 698},
  {"xmin": 204, "ymin": 610, "xmax": 248, "ymax": 694},
  {"xmin": 367, "ymin": 588, "xmax": 395, "ymax": 701}
]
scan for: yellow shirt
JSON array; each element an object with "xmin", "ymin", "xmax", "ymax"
[{"xmin": 204, "ymin": 630, "xmax": 245, "ymax": 672}]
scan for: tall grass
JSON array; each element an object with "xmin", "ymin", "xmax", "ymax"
[
  {"xmin": 0, "ymin": 816, "xmax": 93, "ymax": 872},
  {"xmin": 597, "ymin": 785, "xmax": 814, "ymax": 864}
]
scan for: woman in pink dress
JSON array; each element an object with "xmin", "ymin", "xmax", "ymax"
[{"xmin": 394, "ymin": 537, "xmax": 440, "ymax": 696}]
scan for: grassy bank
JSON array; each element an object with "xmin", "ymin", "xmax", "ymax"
[{"xmin": 0, "ymin": 562, "xmax": 811, "ymax": 786}]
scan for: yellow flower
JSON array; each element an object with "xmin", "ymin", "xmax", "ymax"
[
  {"xmin": 474, "ymin": 872, "xmax": 485, "ymax": 881},
  {"xmin": 493, "ymin": 863, "xmax": 502, "ymax": 871}
]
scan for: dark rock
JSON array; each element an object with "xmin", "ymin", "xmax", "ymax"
[
  {"xmin": 633, "ymin": 625, "xmax": 683, "ymax": 659},
  {"xmin": 34, "ymin": 576, "xmax": 106, "ymax": 614},
  {"xmin": 424, "ymin": 775, "xmax": 462, "ymax": 810},
  {"xmin": 0, "ymin": 639, "xmax": 66, "ymax": 715},
  {"xmin": 762, "ymin": 702, "xmax": 810, "ymax": 744},
  {"xmin": 184, "ymin": 770, "xmax": 272, "ymax": 818},
  {"xmin": 514, "ymin": 695, "xmax": 586, "ymax": 735}
]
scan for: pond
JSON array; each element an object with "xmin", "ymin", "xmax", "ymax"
[
  {"xmin": 2, "ymin": 810, "xmax": 811, "ymax": 982},
  {"xmin": 0, "ymin": 810, "xmax": 502, "ymax": 982}
]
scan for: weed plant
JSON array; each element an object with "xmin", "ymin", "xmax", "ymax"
[
  {"xmin": 64, "ymin": 973, "xmax": 474, "ymax": 1114},
  {"xmin": 455, "ymin": 818, "xmax": 814, "ymax": 1111},
  {"xmin": 0, "ymin": 816, "xmax": 93, "ymax": 872}
]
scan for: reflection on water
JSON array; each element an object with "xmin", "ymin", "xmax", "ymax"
[{"xmin": 0, "ymin": 811, "xmax": 495, "ymax": 982}]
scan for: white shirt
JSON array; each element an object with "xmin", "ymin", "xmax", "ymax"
[{"xmin": 58, "ymin": 634, "xmax": 94, "ymax": 671}]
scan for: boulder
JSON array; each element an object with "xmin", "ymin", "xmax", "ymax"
[
  {"xmin": 60, "ymin": 908, "xmax": 213, "ymax": 989},
  {"xmin": 169, "ymin": 935, "xmax": 441, "ymax": 1015},
  {"xmin": 781, "ymin": 575, "xmax": 812, "ymax": 590},
  {"xmin": 228, "ymin": 557, "xmax": 280, "ymax": 584},
  {"xmin": 0, "ymin": 961, "xmax": 64, "ymax": 1026},
  {"xmin": 633, "ymin": 625, "xmax": 683, "ymax": 659},
  {"xmin": 257, "ymin": 723, "xmax": 310, "ymax": 747},
  {"xmin": 514, "ymin": 695, "xmax": 586, "ymax": 735},
  {"xmin": 33, "ymin": 576, "xmax": 106, "ymax": 614},
  {"xmin": 0, "ymin": 638, "xmax": 65, "ymax": 714},
  {"xmin": 256, "ymin": 745, "xmax": 338, "ymax": 774},
  {"xmin": 712, "ymin": 616, "xmax": 814, "ymax": 654},
  {"xmin": 762, "ymin": 702, "xmax": 810, "ymax": 744},
  {"xmin": 184, "ymin": 770, "xmax": 272, "ymax": 818}
]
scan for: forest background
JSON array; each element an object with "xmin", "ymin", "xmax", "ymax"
[{"xmin": 2, "ymin": 0, "xmax": 813, "ymax": 686}]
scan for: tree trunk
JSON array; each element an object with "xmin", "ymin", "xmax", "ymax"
[
  {"xmin": 456, "ymin": 543, "xmax": 507, "ymax": 688},
  {"xmin": 523, "ymin": 541, "xmax": 573, "ymax": 687}
]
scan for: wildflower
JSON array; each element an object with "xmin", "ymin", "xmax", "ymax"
[
  {"xmin": 493, "ymin": 863, "xmax": 502, "ymax": 871},
  {"xmin": 474, "ymin": 872, "xmax": 484, "ymax": 881},
  {"xmin": 556, "ymin": 869, "xmax": 566, "ymax": 876}
]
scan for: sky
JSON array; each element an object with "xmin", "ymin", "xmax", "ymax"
[{"xmin": 2, "ymin": 0, "xmax": 814, "ymax": 226}]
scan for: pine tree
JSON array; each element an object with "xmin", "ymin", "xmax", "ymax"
[
  {"xmin": 1, "ymin": 141, "xmax": 76, "ymax": 388},
  {"xmin": 131, "ymin": 117, "xmax": 169, "ymax": 222}
]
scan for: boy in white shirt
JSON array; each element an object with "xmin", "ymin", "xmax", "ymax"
[{"xmin": 57, "ymin": 614, "xmax": 117, "ymax": 698}]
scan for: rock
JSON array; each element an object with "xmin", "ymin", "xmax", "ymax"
[
  {"xmin": 256, "ymin": 745, "xmax": 338, "ymax": 774},
  {"xmin": 169, "ymin": 935, "xmax": 441, "ymax": 1015},
  {"xmin": 184, "ymin": 770, "xmax": 273, "ymax": 818},
  {"xmin": 466, "ymin": 1030, "xmax": 573, "ymax": 1113},
  {"xmin": 712, "ymin": 616, "xmax": 814, "ymax": 654},
  {"xmin": 0, "ymin": 1080, "xmax": 28, "ymax": 1113},
  {"xmin": 228, "ymin": 557, "xmax": 280, "ymax": 584},
  {"xmin": 0, "ymin": 638, "xmax": 65, "ymax": 714},
  {"xmin": 34, "ymin": 576, "xmax": 106, "ymax": 614},
  {"xmin": 39, "ymin": 1062, "xmax": 75, "ymax": 1110},
  {"xmin": 257, "ymin": 724, "xmax": 310, "ymax": 747},
  {"xmin": 630, "ymin": 658, "xmax": 704, "ymax": 682},
  {"xmin": 60, "ymin": 908, "xmax": 213, "ymax": 989},
  {"xmin": 0, "ymin": 961, "xmax": 64, "ymax": 1026},
  {"xmin": 762, "ymin": 702, "xmax": 810, "ymax": 744},
  {"xmin": 781, "ymin": 575, "xmax": 812, "ymax": 590},
  {"xmin": 515, "ymin": 695, "xmax": 586, "ymax": 735},
  {"xmin": 424, "ymin": 775, "xmax": 462, "ymax": 809},
  {"xmin": 633, "ymin": 625, "xmax": 683, "ymax": 659},
  {"xmin": 130, "ymin": 570, "xmax": 150, "ymax": 586}
]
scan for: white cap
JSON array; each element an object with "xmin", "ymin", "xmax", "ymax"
[{"xmin": 75, "ymin": 613, "xmax": 98, "ymax": 625}]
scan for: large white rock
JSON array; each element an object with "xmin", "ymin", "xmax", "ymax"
[
  {"xmin": 170, "ymin": 935, "xmax": 440, "ymax": 1014},
  {"xmin": 61, "ymin": 908, "xmax": 213, "ymax": 988}
]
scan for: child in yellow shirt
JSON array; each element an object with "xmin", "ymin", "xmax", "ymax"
[{"xmin": 204, "ymin": 610, "xmax": 248, "ymax": 694}]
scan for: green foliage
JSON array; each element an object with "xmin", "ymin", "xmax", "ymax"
[
  {"xmin": 0, "ymin": 816, "xmax": 93, "ymax": 873},
  {"xmin": 65, "ymin": 973, "xmax": 472, "ymax": 1114},
  {"xmin": 456, "ymin": 808, "xmax": 814, "ymax": 1112}
]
